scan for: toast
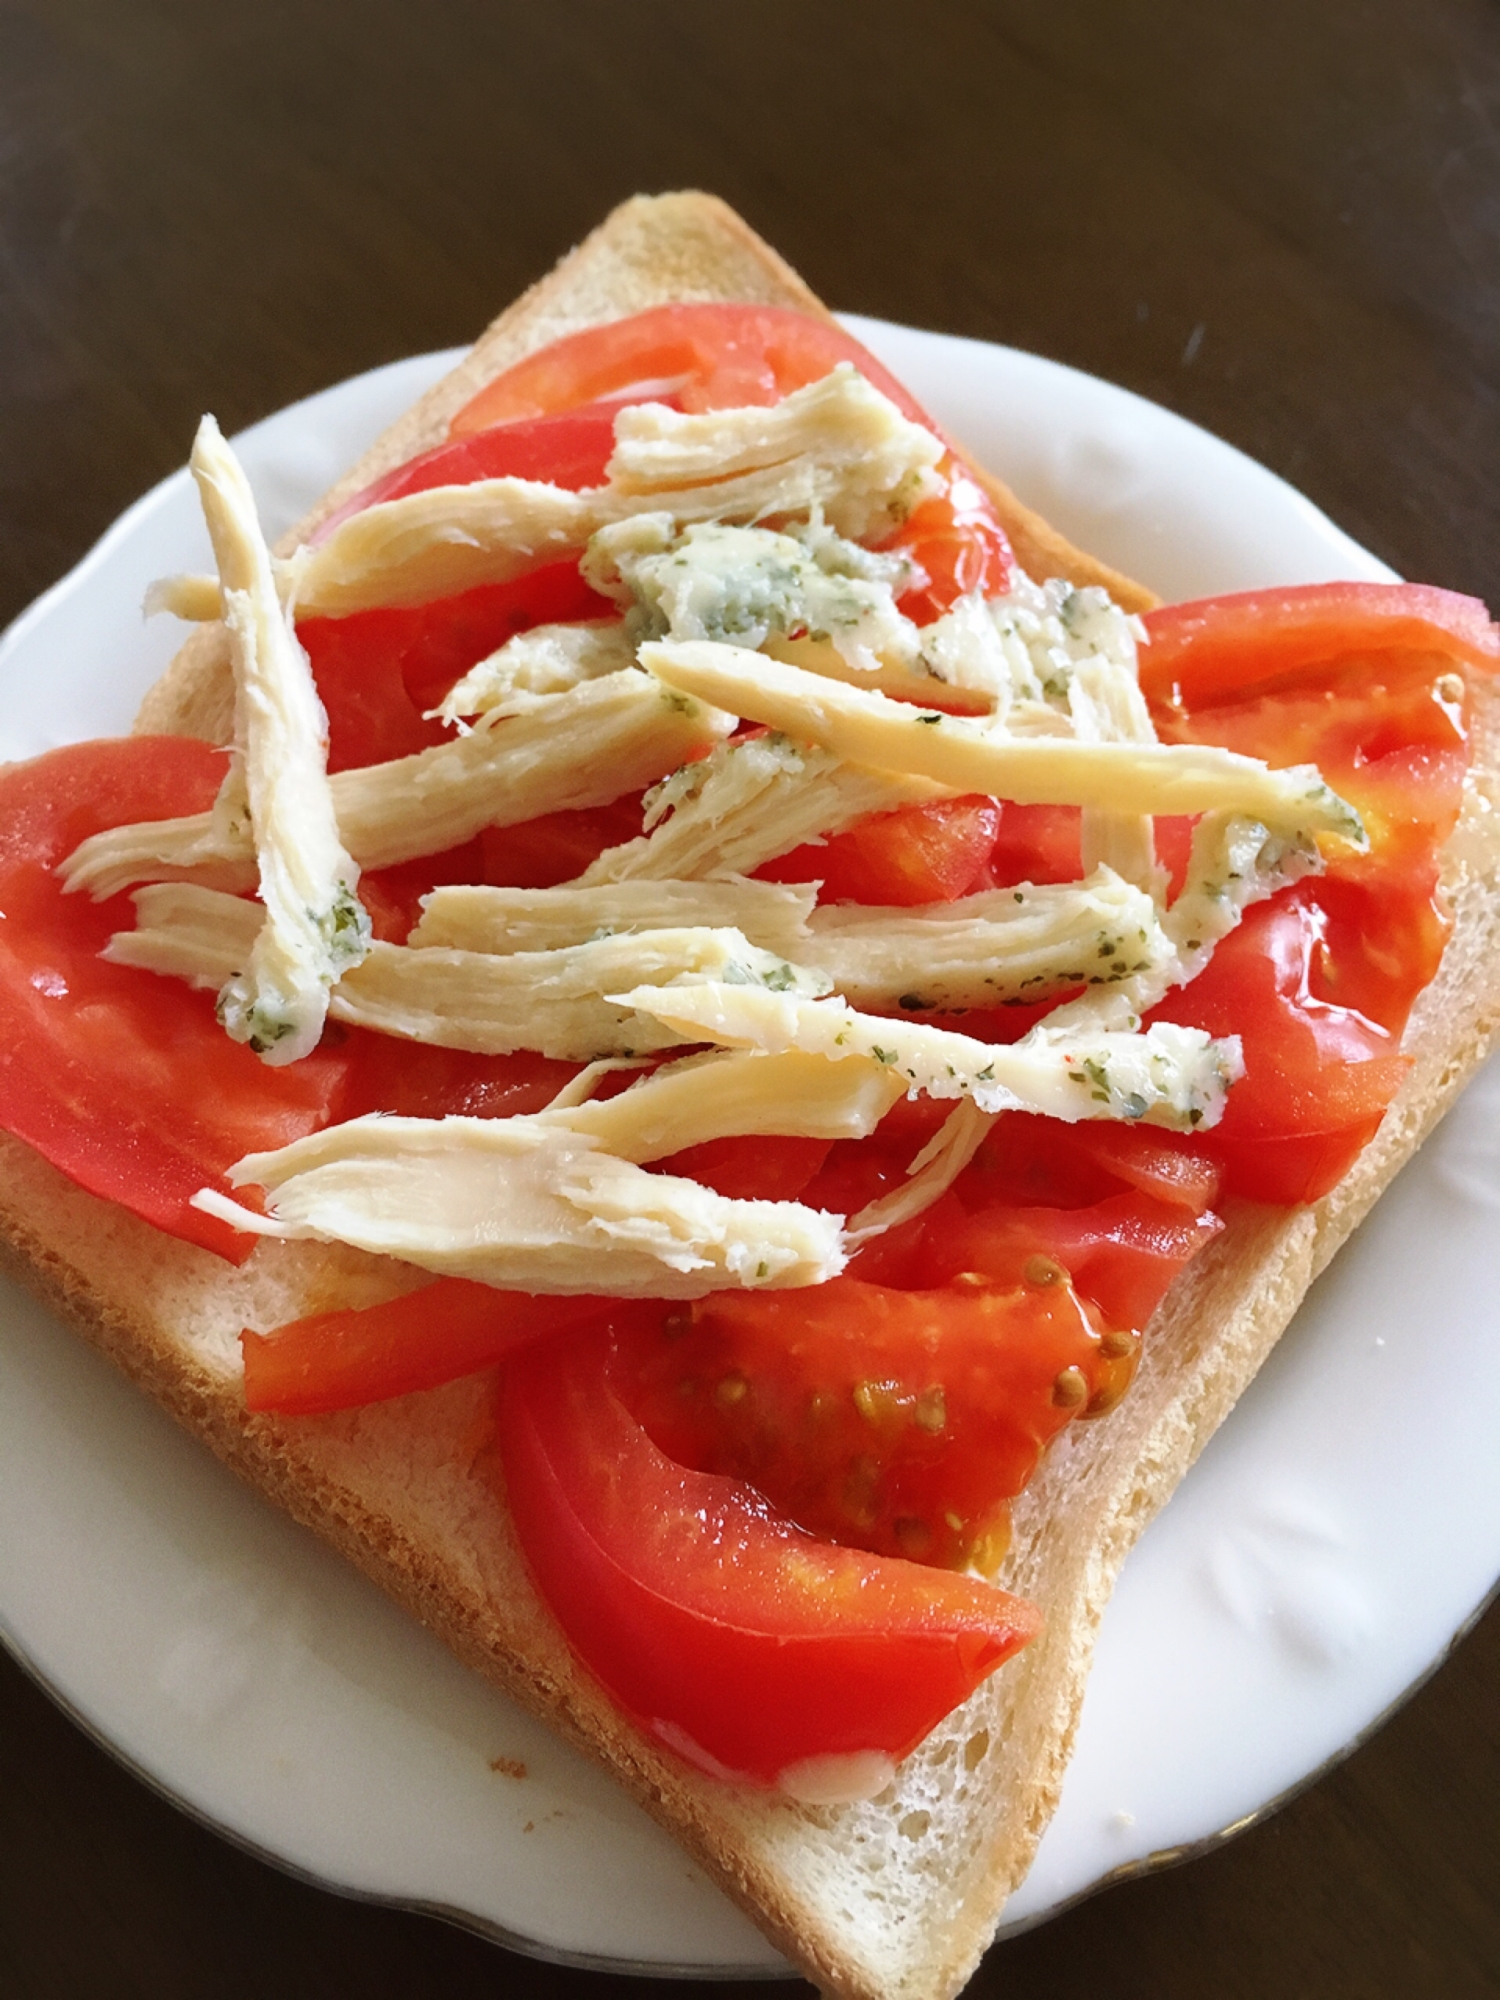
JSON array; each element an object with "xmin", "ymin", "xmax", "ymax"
[{"xmin": 3, "ymin": 192, "xmax": 1500, "ymax": 2000}]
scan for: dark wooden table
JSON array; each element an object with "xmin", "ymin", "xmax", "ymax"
[{"xmin": 2, "ymin": 4, "xmax": 1497, "ymax": 1995}]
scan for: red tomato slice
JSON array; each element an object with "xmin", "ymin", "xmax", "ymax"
[
  {"xmin": 890, "ymin": 467, "xmax": 1013, "ymax": 625},
  {"xmin": 337, "ymin": 1036, "xmax": 578, "ymax": 1122},
  {"xmin": 1151, "ymin": 892, "xmax": 1412, "ymax": 1203},
  {"xmin": 1140, "ymin": 581, "xmax": 1500, "ymax": 712},
  {"xmin": 759, "ymin": 795, "xmax": 1000, "ymax": 906},
  {"xmin": 920, "ymin": 1192, "xmax": 1224, "ymax": 1338},
  {"xmin": 316, "ymin": 396, "xmax": 661, "ymax": 537},
  {"xmin": 0, "ymin": 740, "xmax": 350, "ymax": 1261},
  {"xmin": 498, "ymin": 1322, "xmax": 1039, "ymax": 1787},
  {"xmin": 477, "ymin": 792, "xmax": 647, "ymax": 890},
  {"xmin": 650, "ymin": 1134, "xmax": 833, "ymax": 1203},
  {"xmin": 625, "ymin": 1271, "xmax": 1112, "ymax": 1573},
  {"xmin": 964, "ymin": 1114, "xmax": 1222, "ymax": 1216},
  {"xmin": 448, "ymin": 302, "xmax": 934, "ymax": 431},
  {"xmin": 242, "ymin": 1280, "xmax": 631, "ymax": 1414},
  {"xmin": 980, "ymin": 803, "xmax": 1084, "ymax": 889},
  {"xmin": 301, "ymin": 564, "xmax": 609, "ymax": 771}
]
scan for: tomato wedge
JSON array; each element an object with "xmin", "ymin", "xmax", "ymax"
[
  {"xmin": 0, "ymin": 739, "xmax": 350, "ymax": 1261},
  {"xmin": 497, "ymin": 1323, "xmax": 1039, "ymax": 1790}
]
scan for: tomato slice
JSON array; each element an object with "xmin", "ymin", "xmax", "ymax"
[
  {"xmin": 650, "ymin": 1134, "xmax": 833, "ymax": 1203},
  {"xmin": 477, "ymin": 792, "xmax": 646, "ymax": 890},
  {"xmin": 337, "ymin": 1036, "xmax": 578, "ymax": 1122},
  {"xmin": 1151, "ymin": 892, "xmax": 1412, "ymax": 1203},
  {"xmin": 0, "ymin": 740, "xmax": 350, "ymax": 1261},
  {"xmin": 1140, "ymin": 581, "xmax": 1500, "ymax": 712},
  {"xmin": 497, "ymin": 1322, "xmax": 1039, "ymax": 1789},
  {"xmin": 964, "ymin": 1114, "xmax": 1222, "ymax": 1216},
  {"xmin": 759, "ymin": 795, "xmax": 1000, "ymax": 906},
  {"xmin": 625, "ymin": 1270, "xmax": 1110, "ymax": 1573},
  {"xmin": 243, "ymin": 1280, "xmax": 630, "ymax": 1414},
  {"xmin": 890, "ymin": 467, "xmax": 1013, "ymax": 625},
  {"xmin": 317, "ymin": 396, "xmax": 660, "ymax": 537},
  {"xmin": 448, "ymin": 302, "xmax": 935, "ymax": 432},
  {"xmin": 919, "ymin": 1192, "xmax": 1224, "ymax": 1338},
  {"xmin": 301, "ymin": 564, "xmax": 609, "ymax": 771}
]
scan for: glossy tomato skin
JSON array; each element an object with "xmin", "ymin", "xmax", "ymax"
[
  {"xmin": 1150, "ymin": 893, "xmax": 1412, "ymax": 1204},
  {"xmin": 0, "ymin": 740, "xmax": 351, "ymax": 1261},
  {"xmin": 889, "ymin": 467, "xmax": 1013, "ymax": 625},
  {"xmin": 497, "ymin": 1322, "xmax": 1039, "ymax": 1789}
]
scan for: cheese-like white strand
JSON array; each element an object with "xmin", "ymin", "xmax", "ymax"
[
  {"xmin": 548, "ymin": 1047, "xmax": 906, "ymax": 1160},
  {"xmin": 1040, "ymin": 812, "xmax": 1325, "ymax": 1040},
  {"xmin": 189, "ymin": 417, "xmax": 368, "ymax": 1064},
  {"xmin": 435, "ymin": 620, "xmax": 635, "ymax": 723},
  {"xmin": 283, "ymin": 371, "xmax": 941, "ymax": 620},
  {"xmin": 848, "ymin": 813, "xmax": 1329, "ymax": 1245},
  {"xmin": 285, "ymin": 479, "xmax": 597, "ymax": 617},
  {"xmin": 804, "ymin": 871, "xmax": 1169, "ymax": 1011},
  {"xmin": 415, "ymin": 860, "xmax": 1170, "ymax": 1015},
  {"xmin": 607, "ymin": 982, "xmax": 1242, "ymax": 1130},
  {"xmin": 844, "ymin": 1099, "xmax": 993, "ymax": 1245},
  {"xmin": 144, "ymin": 572, "xmax": 222, "ymax": 622},
  {"xmin": 580, "ymin": 731, "xmax": 945, "ymax": 886},
  {"xmin": 61, "ymin": 672, "xmax": 732, "ymax": 900},
  {"xmin": 198, "ymin": 1130, "xmax": 846, "ymax": 1295},
  {"xmin": 198, "ymin": 1050, "xmax": 902, "ymax": 1296},
  {"xmin": 410, "ymin": 877, "xmax": 817, "ymax": 956},
  {"xmin": 330, "ymin": 676, "xmax": 733, "ymax": 874},
  {"xmin": 109, "ymin": 887, "xmax": 828, "ymax": 1061},
  {"xmin": 638, "ymin": 640, "xmax": 1367, "ymax": 840},
  {"xmin": 607, "ymin": 367, "xmax": 943, "ymax": 540}
]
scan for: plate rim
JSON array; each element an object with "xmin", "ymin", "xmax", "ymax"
[{"xmin": 0, "ymin": 318, "xmax": 1486, "ymax": 1976}]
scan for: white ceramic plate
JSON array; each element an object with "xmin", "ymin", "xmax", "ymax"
[{"xmin": 1, "ymin": 320, "xmax": 1496, "ymax": 1974}]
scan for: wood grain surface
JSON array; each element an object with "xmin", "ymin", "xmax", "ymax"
[{"xmin": 1, "ymin": 3, "xmax": 1497, "ymax": 1995}]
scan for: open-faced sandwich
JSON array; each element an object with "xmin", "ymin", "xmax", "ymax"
[{"xmin": 3, "ymin": 192, "xmax": 1499, "ymax": 2000}]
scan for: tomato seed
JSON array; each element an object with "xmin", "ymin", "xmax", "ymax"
[{"xmin": 1051, "ymin": 1366, "xmax": 1088, "ymax": 1409}]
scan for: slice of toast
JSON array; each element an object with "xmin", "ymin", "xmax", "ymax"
[{"xmin": 4, "ymin": 192, "xmax": 1500, "ymax": 2000}]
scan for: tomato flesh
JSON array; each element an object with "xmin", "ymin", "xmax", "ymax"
[
  {"xmin": 623, "ymin": 1275, "xmax": 1101, "ymax": 1573},
  {"xmin": 497, "ymin": 1322, "xmax": 1039, "ymax": 1788},
  {"xmin": 242, "ymin": 1280, "xmax": 633, "ymax": 1415},
  {"xmin": 759, "ymin": 795, "xmax": 1000, "ymax": 906},
  {"xmin": 301, "ymin": 564, "xmax": 609, "ymax": 771}
]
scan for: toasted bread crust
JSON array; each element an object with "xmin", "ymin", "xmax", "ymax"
[{"xmin": 5, "ymin": 194, "xmax": 1499, "ymax": 2000}]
